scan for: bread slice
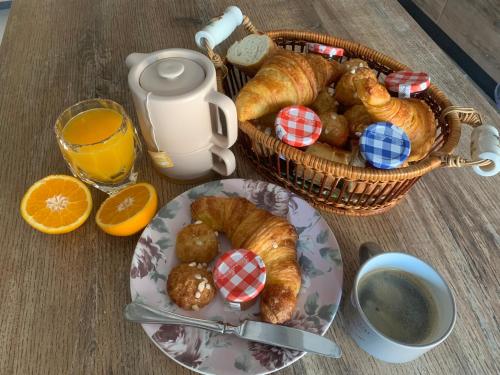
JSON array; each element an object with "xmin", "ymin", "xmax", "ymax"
[{"xmin": 227, "ymin": 34, "xmax": 275, "ymax": 75}]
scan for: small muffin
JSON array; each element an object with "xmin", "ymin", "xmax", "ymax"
[
  {"xmin": 167, "ymin": 263, "xmax": 216, "ymax": 310},
  {"xmin": 335, "ymin": 67, "xmax": 377, "ymax": 106},
  {"xmin": 339, "ymin": 58, "xmax": 369, "ymax": 75},
  {"xmin": 344, "ymin": 104, "xmax": 373, "ymax": 136},
  {"xmin": 318, "ymin": 112, "xmax": 349, "ymax": 147},
  {"xmin": 176, "ymin": 222, "xmax": 218, "ymax": 263},
  {"xmin": 310, "ymin": 89, "xmax": 339, "ymax": 114}
]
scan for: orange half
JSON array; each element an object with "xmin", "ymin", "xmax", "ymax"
[
  {"xmin": 20, "ymin": 175, "xmax": 92, "ymax": 234},
  {"xmin": 96, "ymin": 183, "xmax": 158, "ymax": 236}
]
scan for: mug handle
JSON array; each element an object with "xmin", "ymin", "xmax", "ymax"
[
  {"xmin": 211, "ymin": 145, "xmax": 236, "ymax": 176},
  {"xmin": 359, "ymin": 242, "xmax": 384, "ymax": 265},
  {"xmin": 206, "ymin": 90, "xmax": 238, "ymax": 149}
]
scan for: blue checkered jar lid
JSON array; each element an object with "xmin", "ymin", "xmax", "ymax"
[{"xmin": 360, "ymin": 122, "xmax": 411, "ymax": 169}]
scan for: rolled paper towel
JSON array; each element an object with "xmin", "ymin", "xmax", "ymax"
[{"xmin": 471, "ymin": 125, "xmax": 500, "ymax": 177}]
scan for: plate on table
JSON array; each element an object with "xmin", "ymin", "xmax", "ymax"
[{"xmin": 130, "ymin": 179, "xmax": 343, "ymax": 375}]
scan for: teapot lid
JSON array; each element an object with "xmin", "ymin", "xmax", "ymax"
[{"xmin": 139, "ymin": 57, "xmax": 205, "ymax": 96}]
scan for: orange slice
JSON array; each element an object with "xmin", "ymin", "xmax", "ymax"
[
  {"xmin": 20, "ymin": 175, "xmax": 92, "ymax": 234},
  {"xmin": 96, "ymin": 183, "xmax": 158, "ymax": 236}
]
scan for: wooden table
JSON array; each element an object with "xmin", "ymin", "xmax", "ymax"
[{"xmin": 0, "ymin": 1, "xmax": 498, "ymax": 374}]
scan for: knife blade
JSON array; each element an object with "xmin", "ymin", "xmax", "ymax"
[
  {"xmin": 124, "ymin": 302, "xmax": 341, "ymax": 358},
  {"xmin": 237, "ymin": 319, "xmax": 341, "ymax": 358}
]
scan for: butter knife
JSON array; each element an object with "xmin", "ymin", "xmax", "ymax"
[{"xmin": 124, "ymin": 302, "xmax": 341, "ymax": 358}]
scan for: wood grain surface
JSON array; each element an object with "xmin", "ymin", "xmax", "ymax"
[
  {"xmin": 437, "ymin": 0, "xmax": 500, "ymax": 83},
  {"xmin": 413, "ymin": 0, "xmax": 447, "ymax": 20},
  {"xmin": 413, "ymin": 0, "xmax": 500, "ymax": 83},
  {"xmin": 0, "ymin": 1, "xmax": 499, "ymax": 374}
]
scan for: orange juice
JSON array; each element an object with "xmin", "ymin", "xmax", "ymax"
[{"xmin": 61, "ymin": 108, "xmax": 135, "ymax": 183}]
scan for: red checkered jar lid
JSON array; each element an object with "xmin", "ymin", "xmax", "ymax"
[
  {"xmin": 213, "ymin": 249, "xmax": 266, "ymax": 303},
  {"xmin": 385, "ymin": 71, "xmax": 430, "ymax": 98},
  {"xmin": 306, "ymin": 42, "xmax": 344, "ymax": 57},
  {"xmin": 275, "ymin": 105, "xmax": 322, "ymax": 147}
]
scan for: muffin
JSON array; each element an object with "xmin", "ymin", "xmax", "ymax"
[
  {"xmin": 176, "ymin": 222, "xmax": 218, "ymax": 263},
  {"xmin": 344, "ymin": 104, "xmax": 373, "ymax": 136},
  {"xmin": 339, "ymin": 58, "xmax": 369, "ymax": 75},
  {"xmin": 310, "ymin": 89, "xmax": 339, "ymax": 114},
  {"xmin": 335, "ymin": 67, "xmax": 377, "ymax": 106},
  {"xmin": 166, "ymin": 263, "xmax": 216, "ymax": 310},
  {"xmin": 318, "ymin": 112, "xmax": 349, "ymax": 147}
]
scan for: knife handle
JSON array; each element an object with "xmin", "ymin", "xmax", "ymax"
[{"xmin": 124, "ymin": 302, "xmax": 228, "ymax": 334}]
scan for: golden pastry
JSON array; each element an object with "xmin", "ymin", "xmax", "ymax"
[
  {"xmin": 236, "ymin": 50, "xmax": 341, "ymax": 121},
  {"xmin": 303, "ymin": 142, "xmax": 352, "ymax": 164},
  {"xmin": 191, "ymin": 197, "xmax": 301, "ymax": 324},
  {"xmin": 344, "ymin": 104, "xmax": 373, "ymax": 136},
  {"xmin": 310, "ymin": 89, "xmax": 339, "ymax": 114},
  {"xmin": 354, "ymin": 76, "xmax": 436, "ymax": 161},
  {"xmin": 318, "ymin": 112, "xmax": 349, "ymax": 147},
  {"xmin": 335, "ymin": 67, "xmax": 376, "ymax": 106},
  {"xmin": 176, "ymin": 222, "xmax": 218, "ymax": 263},
  {"xmin": 166, "ymin": 263, "xmax": 216, "ymax": 310},
  {"xmin": 299, "ymin": 143, "xmax": 380, "ymax": 194},
  {"xmin": 339, "ymin": 58, "xmax": 369, "ymax": 75},
  {"xmin": 297, "ymin": 142, "xmax": 352, "ymax": 186}
]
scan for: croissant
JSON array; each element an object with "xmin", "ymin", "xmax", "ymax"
[
  {"xmin": 236, "ymin": 50, "xmax": 342, "ymax": 121},
  {"xmin": 191, "ymin": 196, "xmax": 301, "ymax": 324},
  {"xmin": 354, "ymin": 76, "xmax": 436, "ymax": 162}
]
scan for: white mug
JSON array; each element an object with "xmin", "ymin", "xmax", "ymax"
[
  {"xmin": 345, "ymin": 242, "xmax": 456, "ymax": 363},
  {"xmin": 159, "ymin": 144, "xmax": 236, "ymax": 182}
]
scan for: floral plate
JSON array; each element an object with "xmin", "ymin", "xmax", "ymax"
[{"xmin": 130, "ymin": 179, "xmax": 343, "ymax": 375}]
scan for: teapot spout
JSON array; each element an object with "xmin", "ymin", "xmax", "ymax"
[{"xmin": 126, "ymin": 53, "xmax": 148, "ymax": 68}]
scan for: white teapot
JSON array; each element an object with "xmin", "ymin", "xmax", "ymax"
[{"xmin": 126, "ymin": 48, "xmax": 237, "ymax": 182}]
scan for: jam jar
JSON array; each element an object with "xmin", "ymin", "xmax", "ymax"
[{"xmin": 213, "ymin": 249, "xmax": 266, "ymax": 311}]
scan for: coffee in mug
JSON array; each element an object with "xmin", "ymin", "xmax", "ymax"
[
  {"xmin": 358, "ymin": 268, "xmax": 438, "ymax": 345},
  {"xmin": 345, "ymin": 242, "xmax": 456, "ymax": 363}
]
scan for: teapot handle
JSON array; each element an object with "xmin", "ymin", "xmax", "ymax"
[{"xmin": 206, "ymin": 90, "xmax": 238, "ymax": 149}]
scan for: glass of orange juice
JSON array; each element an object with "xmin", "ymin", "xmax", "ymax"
[{"xmin": 55, "ymin": 99, "xmax": 141, "ymax": 194}]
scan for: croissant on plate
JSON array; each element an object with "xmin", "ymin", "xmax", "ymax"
[
  {"xmin": 354, "ymin": 76, "xmax": 436, "ymax": 162},
  {"xmin": 191, "ymin": 196, "xmax": 301, "ymax": 324},
  {"xmin": 236, "ymin": 50, "xmax": 342, "ymax": 121}
]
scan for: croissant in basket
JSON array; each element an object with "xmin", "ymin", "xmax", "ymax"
[
  {"xmin": 236, "ymin": 49, "xmax": 342, "ymax": 121},
  {"xmin": 191, "ymin": 196, "xmax": 301, "ymax": 324},
  {"xmin": 354, "ymin": 76, "xmax": 436, "ymax": 162}
]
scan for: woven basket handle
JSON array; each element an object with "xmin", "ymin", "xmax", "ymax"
[
  {"xmin": 438, "ymin": 106, "xmax": 499, "ymax": 176},
  {"xmin": 195, "ymin": 6, "xmax": 259, "ymax": 76}
]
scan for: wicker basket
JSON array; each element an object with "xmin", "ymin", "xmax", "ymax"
[{"xmin": 201, "ymin": 15, "xmax": 490, "ymax": 216}]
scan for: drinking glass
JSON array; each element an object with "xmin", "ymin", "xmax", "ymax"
[{"xmin": 55, "ymin": 99, "xmax": 141, "ymax": 194}]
